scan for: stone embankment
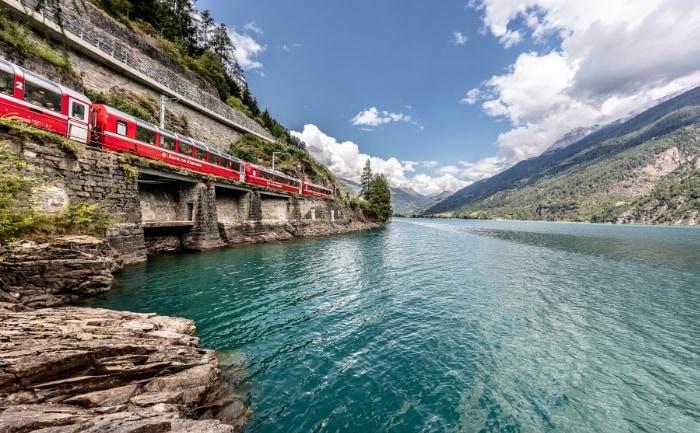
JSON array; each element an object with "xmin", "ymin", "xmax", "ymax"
[{"xmin": 0, "ymin": 305, "xmax": 249, "ymax": 433}]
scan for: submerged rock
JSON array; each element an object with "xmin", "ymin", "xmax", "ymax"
[{"xmin": 0, "ymin": 305, "xmax": 250, "ymax": 432}]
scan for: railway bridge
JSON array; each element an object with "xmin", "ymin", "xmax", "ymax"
[{"xmin": 15, "ymin": 138, "xmax": 353, "ymax": 265}]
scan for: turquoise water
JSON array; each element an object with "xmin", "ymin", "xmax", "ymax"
[{"xmin": 86, "ymin": 219, "xmax": 700, "ymax": 432}]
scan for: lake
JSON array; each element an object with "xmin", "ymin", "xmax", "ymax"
[{"xmin": 86, "ymin": 218, "xmax": 700, "ymax": 433}]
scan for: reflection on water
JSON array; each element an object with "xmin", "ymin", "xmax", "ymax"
[{"xmin": 465, "ymin": 225, "xmax": 700, "ymax": 271}]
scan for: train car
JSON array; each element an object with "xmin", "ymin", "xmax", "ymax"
[
  {"xmin": 302, "ymin": 181, "xmax": 334, "ymax": 198},
  {"xmin": 0, "ymin": 59, "xmax": 333, "ymax": 200},
  {"xmin": 91, "ymin": 103, "xmax": 245, "ymax": 181},
  {"xmin": 0, "ymin": 57, "xmax": 91, "ymax": 143},
  {"xmin": 194, "ymin": 140, "xmax": 245, "ymax": 180},
  {"xmin": 245, "ymin": 162, "xmax": 302, "ymax": 194}
]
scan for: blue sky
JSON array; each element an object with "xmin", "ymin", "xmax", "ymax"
[{"xmin": 197, "ymin": 0, "xmax": 700, "ymax": 196}]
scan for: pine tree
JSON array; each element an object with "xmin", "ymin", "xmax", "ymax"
[
  {"xmin": 360, "ymin": 159, "xmax": 373, "ymax": 199},
  {"xmin": 358, "ymin": 160, "xmax": 392, "ymax": 223},
  {"xmin": 209, "ymin": 23, "xmax": 235, "ymax": 65},
  {"xmin": 199, "ymin": 9, "xmax": 215, "ymax": 48},
  {"xmin": 365, "ymin": 174, "xmax": 392, "ymax": 223}
]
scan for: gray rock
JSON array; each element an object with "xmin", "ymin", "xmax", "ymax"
[{"xmin": 0, "ymin": 306, "xmax": 250, "ymax": 432}]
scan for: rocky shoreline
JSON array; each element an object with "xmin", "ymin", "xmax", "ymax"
[
  {"xmin": 0, "ymin": 304, "xmax": 249, "ymax": 432},
  {"xmin": 0, "ymin": 223, "xmax": 381, "ymax": 432},
  {"xmin": 0, "ymin": 238, "xmax": 251, "ymax": 432}
]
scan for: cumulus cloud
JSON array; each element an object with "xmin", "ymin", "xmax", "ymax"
[
  {"xmin": 467, "ymin": 0, "xmax": 700, "ymax": 171},
  {"xmin": 351, "ymin": 107, "xmax": 417, "ymax": 129},
  {"xmin": 229, "ymin": 23, "xmax": 267, "ymax": 73},
  {"xmin": 292, "ymin": 124, "xmax": 470, "ymax": 196},
  {"xmin": 459, "ymin": 157, "xmax": 509, "ymax": 181}
]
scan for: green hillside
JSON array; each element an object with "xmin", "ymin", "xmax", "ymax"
[{"xmin": 423, "ymin": 86, "xmax": 700, "ymax": 225}]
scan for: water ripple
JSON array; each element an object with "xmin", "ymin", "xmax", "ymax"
[{"xmin": 87, "ymin": 219, "xmax": 700, "ymax": 433}]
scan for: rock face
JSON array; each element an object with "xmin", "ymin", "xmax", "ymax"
[
  {"xmin": 0, "ymin": 238, "xmax": 121, "ymax": 308},
  {"xmin": 0, "ymin": 305, "xmax": 249, "ymax": 433}
]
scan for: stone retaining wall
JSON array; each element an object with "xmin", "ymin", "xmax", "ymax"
[{"xmin": 5, "ymin": 134, "xmax": 148, "ymax": 265}]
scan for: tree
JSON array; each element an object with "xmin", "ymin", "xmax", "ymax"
[
  {"xmin": 360, "ymin": 159, "xmax": 373, "ymax": 199},
  {"xmin": 192, "ymin": 50, "xmax": 230, "ymax": 100},
  {"xmin": 358, "ymin": 160, "xmax": 391, "ymax": 222},
  {"xmin": 364, "ymin": 174, "xmax": 392, "ymax": 223},
  {"xmin": 209, "ymin": 23, "xmax": 235, "ymax": 64},
  {"xmin": 198, "ymin": 9, "xmax": 215, "ymax": 48}
]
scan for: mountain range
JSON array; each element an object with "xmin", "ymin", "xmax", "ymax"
[{"xmin": 420, "ymin": 86, "xmax": 700, "ymax": 225}]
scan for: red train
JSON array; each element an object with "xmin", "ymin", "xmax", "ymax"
[{"xmin": 0, "ymin": 57, "xmax": 334, "ymax": 199}]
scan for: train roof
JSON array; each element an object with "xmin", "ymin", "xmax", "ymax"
[
  {"xmin": 96, "ymin": 104, "xmax": 147, "ymax": 125},
  {"xmin": 250, "ymin": 163, "xmax": 301, "ymax": 182},
  {"xmin": 305, "ymin": 181, "xmax": 333, "ymax": 191}
]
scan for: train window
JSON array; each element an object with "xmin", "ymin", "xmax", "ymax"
[
  {"xmin": 116, "ymin": 121, "xmax": 127, "ymax": 136},
  {"xmin": 160, "ymin": 132, "xmax": 176, "ymax": 150},
  {"xmin": 23, "ymin": 79, "xmax": 61, "ymax": 112},
  {"xmin": 210, "ymin": 153, "xmax": 222, "ymax": 165},
  {"xmin": 194, "ymin": 146, "xmax": 207, "ymax": 161},
  {"xmin": 0, "ymin": 61, "xmax": 14, "ymax": 96},
  {"xmin": 70, "ymin": 101, "xmax": 86, "ymax": 121},
  {"xmin": 231, "ymin": 160, "xmax": 241, "ymax": 171},
  {"xmin": 135, "ymin": 122, "xmax": 156, "ymax": 144},
  {"xmin": 178, "ymin": 138, "xmax": 193, "ymax": 156}
]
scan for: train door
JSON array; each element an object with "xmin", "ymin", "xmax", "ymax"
[
  {"xmin": 0, "ymin": 59, "xmax": 19, "ymax": 117},
  {"xmin": 66, "ymin": 98, "xmax": 89, "ymax": 143}
]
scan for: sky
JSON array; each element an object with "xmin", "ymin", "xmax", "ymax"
[{"xmin": 197, "ymin": 0, "xmax": 700, "ymax": 196}]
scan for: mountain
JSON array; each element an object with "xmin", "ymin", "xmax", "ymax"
[
  {"xmin": 543, "ymin": 125, "xmax": 601, "ymax": 153},
  {"xmin": 422, "ymin": 86, "xmax": 700, "ymax": 225},
  {"xmin": 390, "ymin": 187, "xmax": 451, "ymax": 215},
  {"xmin": 339, "ymin": 177, "xmax": 448, "ymax": 216}
]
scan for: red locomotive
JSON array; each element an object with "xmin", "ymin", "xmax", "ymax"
[{"xmin": 0, "ymin": 57, "xmax": 333, "ymax": 199}]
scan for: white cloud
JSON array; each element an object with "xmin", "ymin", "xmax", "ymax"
[
  {"xmin": 401, "ymin": 161, "xmax": 419, "ymax": 172},
  {"xmin": 452, "ymin": 31, "xmax": 469, "ymax": 46},
  {"xmin": 292, "ymin": 124, "xmax": 470, "ymax": 196},
  {"xmin": 436, "ymin": 165, "xmax": 461, "ymax": 175},
  {"xmin": 282, "ymin": 43, "xmax": 302, "ymax": 52},
  {"xmin": 461, "ymin": 88, "xmax": 480, "ymax": 105},
  {"xmin": 229, "ymin": 24, "xmax": 267, "ymax": 73},
  {"xmin": 407, "ymin": 173, "xmax": 471, "ymax": 196},
  {"xmin": 459, "ymin": 157, "xmax": 509, "ymax": 181},
  {"xmin": 465, "ymin": 0, "xmax": 700, "ymax": 172},
  {"xmin": 243, "ymin": 22, "xmax": 263, "ymax": 34},
  {"xmin": 351, "ymin": 107, "xmax": 416, "ymax": 129}
]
